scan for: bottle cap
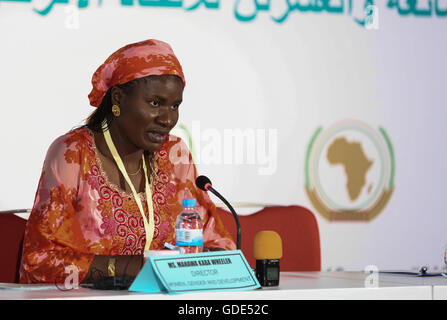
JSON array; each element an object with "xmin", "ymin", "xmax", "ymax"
[{"xmin": 182, "ymin": 198, "xmax": 196, "ymax": 207}]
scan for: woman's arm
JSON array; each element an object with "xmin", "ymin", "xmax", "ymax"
[
  {"xmin": 169, "ymin": 137, "xmax": 236, "ymax": 251},
  {"xmin": 20, "ymin": 133, "xmax": 96, "ymax": 284}
]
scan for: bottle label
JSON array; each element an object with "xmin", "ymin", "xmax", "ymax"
[{"xmin": 176, "ymin": 228, "xmax": 203, "ymax": 247}]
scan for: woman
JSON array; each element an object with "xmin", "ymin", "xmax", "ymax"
[{"xmin": 19, "ymin": 39, "xmax": 236, "ymax": 284}]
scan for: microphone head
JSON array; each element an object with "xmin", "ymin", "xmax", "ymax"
[
  {"xmin": 196, "ymin": 175, "xmax": 212, "ymax": 191},
  {"xmin": 253, "ymin": 231, "xmax": 283, "ymax": 260}
]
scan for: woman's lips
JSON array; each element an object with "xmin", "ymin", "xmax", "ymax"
[{"xmin": 146, "ymin": 131, "xmax": 168, "ymax": 144}]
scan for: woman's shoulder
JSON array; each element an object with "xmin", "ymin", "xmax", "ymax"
[
  {"xmin": 45, "ymin": 126, "xmax": 94, "ymax": 164},
  {"xmin": 161, "ymin": 134, "xmax": 189, "ymax": 151},
  {"xmin": 49, "ymin": 126, "xmax": 92, "ymax": 148},
  {"xmin": 157, "ymin": 134, "xmax": 192, "ymax": 160}
]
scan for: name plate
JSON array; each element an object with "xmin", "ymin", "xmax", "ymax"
[{"xmin": 129, "ymin": 250, "xmax": 260, "ymax": 294}]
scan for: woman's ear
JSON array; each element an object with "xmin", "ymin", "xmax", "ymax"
[{"xmin": 110, "ymin": 86, "xmax": 123, "ymax": 106}]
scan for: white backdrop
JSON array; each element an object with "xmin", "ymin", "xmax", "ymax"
[{"xmin": 1, "ymin": 0, "xmax": 447, "ymax": 272}]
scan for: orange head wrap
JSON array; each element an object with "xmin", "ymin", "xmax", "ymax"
[{"xmin": 88, "ymin": 39, "xmax": 186, "ymax": 107}]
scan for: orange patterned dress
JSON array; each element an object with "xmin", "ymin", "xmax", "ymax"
[{"xmin": 19, "ymin": 127, "xmax": 235, "ymax": 284}]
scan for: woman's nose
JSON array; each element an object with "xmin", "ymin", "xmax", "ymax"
[{"xmin": 156, "ymin": 107, "xmax": 174, "ymax": 127}]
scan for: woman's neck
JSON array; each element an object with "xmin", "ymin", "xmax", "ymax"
[{"xmin": 103, "ymin": 121, "xmax": 144, "ymax": 172}]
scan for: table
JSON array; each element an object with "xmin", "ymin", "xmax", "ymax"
[
  {"xmin": 291, "ymin": 271, "xmax": 447, "ymax": 300},
  {"xmin": 433, "ymin": 285, "xmax": 447, "ymax": 300},
  {"xmin": 1, "ymin": 272, "xmax": 446, "ymax": 300}
]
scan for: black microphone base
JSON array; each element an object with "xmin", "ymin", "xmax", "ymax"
[{"xmin": 255, "ymin": 259, "xmax": 280, "ymax": 287}]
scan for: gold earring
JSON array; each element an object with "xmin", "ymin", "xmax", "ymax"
[{"xmin": 112, "ymin": 104, "xmax": 121, "ymax": 117}]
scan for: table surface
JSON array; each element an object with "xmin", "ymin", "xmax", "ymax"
[{"xmin": 1, "ymin": 272, "xmax": 446, "ymax": 300}]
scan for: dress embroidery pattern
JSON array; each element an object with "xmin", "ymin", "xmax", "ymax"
[{"xmin": 85, "ymin": 129, "xmax": 173, "ymax": 255}]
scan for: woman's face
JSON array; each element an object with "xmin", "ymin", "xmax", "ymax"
[{"xmin": 112, "ymin": 75, "xmax": 183, "ymax": 152}]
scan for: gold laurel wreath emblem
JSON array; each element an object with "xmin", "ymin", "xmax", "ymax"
[{"xmin": 305, "ymin": 123, "xmax": 395, "ymax": 222}]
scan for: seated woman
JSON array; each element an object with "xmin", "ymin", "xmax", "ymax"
[{"xmin": 19, "ymin": 39, "xmax": 236, "ymax": 284}]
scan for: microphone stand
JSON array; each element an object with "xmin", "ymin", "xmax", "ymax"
[{"xmin": 207, "ymin": 186, "xmax": 241, "ymax": 250}]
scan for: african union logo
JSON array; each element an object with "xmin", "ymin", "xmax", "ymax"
[{"xmin": 305, "ymin": 120, "xmax": 395, "ymax": 221}]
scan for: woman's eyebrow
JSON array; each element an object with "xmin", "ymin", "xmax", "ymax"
[
  {"xmin": 146, "ymin": 94, "xmax": 182, "ymax": 104},
  {"xmin": 146, "ymin": 94, "xmax": 166, "ymax": 101}
]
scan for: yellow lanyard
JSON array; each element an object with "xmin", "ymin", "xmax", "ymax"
[{"xmin": 102, "ymin": 122, "xmax": 154, "ymax": 252}]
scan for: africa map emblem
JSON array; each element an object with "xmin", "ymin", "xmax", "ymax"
[{"xmin": 305, "ymin": 120, "xmax": 395, "ymax": 221}]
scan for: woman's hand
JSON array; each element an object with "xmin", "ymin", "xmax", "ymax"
[
  {"xmin": 203, "ymin": 247, "xmax": 225, "ymax": 252},
  {"xmin": 82, "ymin": 255, "xmax": 144, "ymax": 283}
]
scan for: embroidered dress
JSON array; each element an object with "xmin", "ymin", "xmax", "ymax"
[{"xmin": 19, "ymin": 127, "xmax": 235, "ymax": 284}]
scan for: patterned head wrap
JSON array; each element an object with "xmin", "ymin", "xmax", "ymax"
[{"xmin": 88, "ymin": 39, "xmax": 186, "ymax": 107}]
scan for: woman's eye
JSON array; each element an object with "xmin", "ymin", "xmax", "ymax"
[
  {"xmin": 171, "ymin": 104, "xmax": 180, "ymax": 110},
  {"xmin": 149, "ymin": 101, "xmax": 159, "ymax": 107}
]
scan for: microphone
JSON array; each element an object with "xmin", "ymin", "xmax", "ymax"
[
  {"xmin": 195, "ymin": 175, "xmax": 241, "ymax": 250},
  {"xmin": 253, "ymin": 231, "xmax": 283, "ymax": 287}
]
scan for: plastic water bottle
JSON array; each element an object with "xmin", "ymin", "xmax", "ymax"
[{"xmin": 175, "ymin": 199, "xmax": 204, "ymax": 254}]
